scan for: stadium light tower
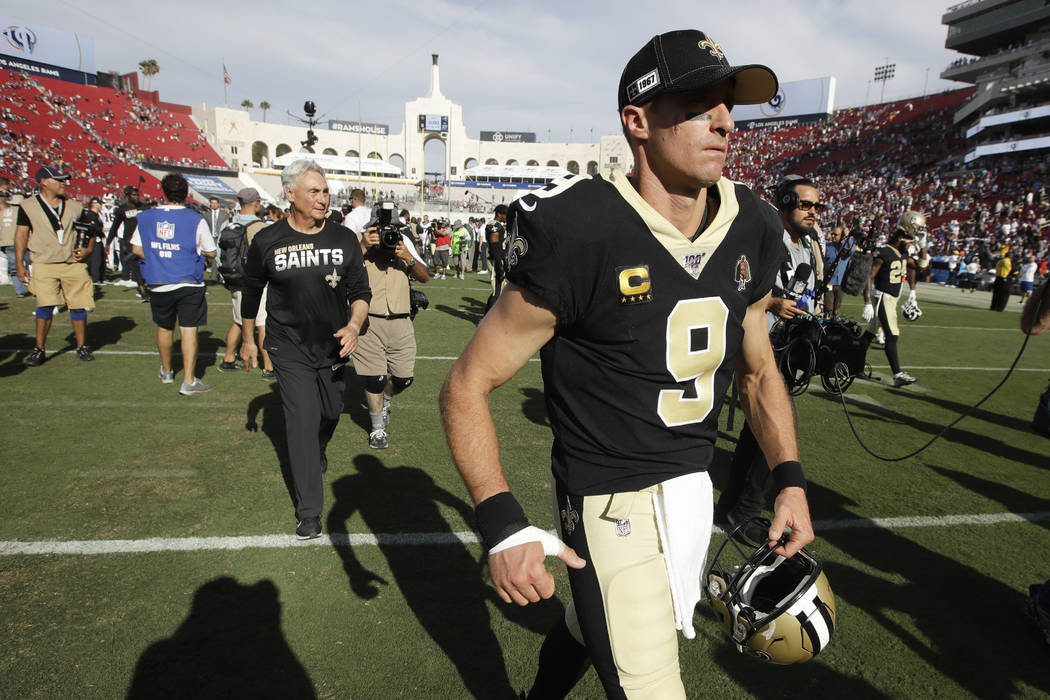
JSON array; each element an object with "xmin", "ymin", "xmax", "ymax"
[{"xmin": 873, "ymin": 61, "xmax": 896, "ymax": 104}]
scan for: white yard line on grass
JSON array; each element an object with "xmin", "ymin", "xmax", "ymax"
[
  {"xmin": 1, "ymin": 348, "xmax": 1045, "ymax": 371},
  {"xmin": 4, "ymin": 511, "xmax": 1048, "ymax": 556}
]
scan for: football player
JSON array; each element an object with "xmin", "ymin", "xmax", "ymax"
[
  {"xmin": 862, "ymin": 211, "xmax": 927, "ymax": 388},
  {"xmin": 441, "ymin": 30, "xmax": 814, "ymax": 698},
  {"xmin": 484, "ymin": 204, "xmax": 508, "ymax": 311}
]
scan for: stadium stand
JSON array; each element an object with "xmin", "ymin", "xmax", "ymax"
[
  {"xmin": 0, "ymin": 65, "xmax": 1044, "ymax": 273},
  {"xmin": 0, "ymin": 69, "xmax": 228, "ymax": 200},
  {"xmin": 725, "ymin": 88, "xmax": 1048, "ymax": 263}
]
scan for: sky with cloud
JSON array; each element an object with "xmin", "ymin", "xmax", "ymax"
[{"xmin": 15, "ymin": 0, "xmax": 966, "ymax": 144}]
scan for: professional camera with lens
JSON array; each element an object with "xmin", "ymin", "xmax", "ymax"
[
  {"xmin": 368, "ymin": 200, "xmax": 406, "ymax": 252},
  {"xmin": 72, "ymin": 210, "xmax": 99, "ymax": 250}
]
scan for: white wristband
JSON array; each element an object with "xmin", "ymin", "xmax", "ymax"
[{"xmin": 488, "ymin": 525, "xmax": 566, "ymax": 557}]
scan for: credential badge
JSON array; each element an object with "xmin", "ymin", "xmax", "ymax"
[{"xmin": 734, "ymin": 255, "xmax": 752, "ymax": 292}]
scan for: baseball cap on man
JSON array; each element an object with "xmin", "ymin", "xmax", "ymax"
[
  {"xmin": 237, "ymin": 187, "xmax": 261, "ymax": 204},
  {"xmin": 618, "ymin": 30, "xmax": 778, "ymax": 111},
  {"xmin": 35, "ymin": 166, "xmax": 70, "ymax": 182}
]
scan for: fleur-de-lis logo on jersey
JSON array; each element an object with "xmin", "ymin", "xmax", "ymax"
[
  {"xmin": 325, "ymin": 268, "xmax": 341, "ymax": 288},
  {"xmin": 561, "ymin": 500, "xmax": 579, "ymax": 536},
  {"xmin": 698, "ymin": 37, "xmax": 724, "ymax": 61}
]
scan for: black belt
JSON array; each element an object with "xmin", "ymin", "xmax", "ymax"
[{"xmin": 368, "ymin": 313, "xmax": 410, "ymax": 320}]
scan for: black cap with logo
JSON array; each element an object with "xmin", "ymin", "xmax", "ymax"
[{"xmin": 618, "ymin": 30, "xmax": 778, "ymax": 112}]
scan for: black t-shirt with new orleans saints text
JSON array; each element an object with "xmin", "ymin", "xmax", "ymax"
[{"xmin": 242, "ymin": 219, "xmax": 371, "ymax": 368}]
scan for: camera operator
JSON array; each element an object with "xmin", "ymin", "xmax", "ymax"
[
  {"xmin": 353, "ymin": 202, "xmax": 430, "ymax": 449},
  {"xmin": 715, "ymin": 174, "xmax": 825, "ymax": 545},
  {"xmin": 823, "ymin": 223, "xmax": 853, "ymax": 318},
  {"xmin": 861, "ymin": 211, "xmax": 927, "ymax": 388}
]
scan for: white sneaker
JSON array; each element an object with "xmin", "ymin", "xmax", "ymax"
[
  {"xmin": 893, "ymin": 371, "xmax": 917, "ymax": 387},
  {"xmin": 158, "ymin": 366, "xmax": 174, "ymax": 384},
  {"xmin": 368, "ymin": 429, "xmax": 388, "ymax": 449}
]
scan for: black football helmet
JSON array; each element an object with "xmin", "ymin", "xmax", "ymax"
[{"xmin": 705, "ymin": 518, "xmax": 836, "ymax": 664}]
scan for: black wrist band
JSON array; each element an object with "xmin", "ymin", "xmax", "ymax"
[
  {"xmin": 474, "ymin": 492, "xmax": 529, "ymax": 549},
  {"xmin": 772, "ymin": 460, "xmax": 807, "ymax": 492}
]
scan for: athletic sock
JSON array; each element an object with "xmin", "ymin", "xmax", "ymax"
[{"xmin": 369, "ymin": 412, "xmax": 385, "ymax": 432}]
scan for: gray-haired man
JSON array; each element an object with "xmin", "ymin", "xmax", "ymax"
[{"xmin": 240, "ymin": 160, "xmax": 371, "ymax": 539}]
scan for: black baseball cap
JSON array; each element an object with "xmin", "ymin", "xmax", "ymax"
[
  {"xmin": 618, "ymin": 30, "xmax": 777, "ymax": 112},
  {"xmin": 35, "ymin": 166, "xmax": 70, "ymax": 182}
]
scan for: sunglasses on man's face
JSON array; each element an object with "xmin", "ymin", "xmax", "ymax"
[{"xmin": 797, "ymin": 200, "xmax": 827, "ymax": 213}]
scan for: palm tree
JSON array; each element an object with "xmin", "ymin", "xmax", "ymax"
[
  {"xmin": 259, "ymin": 101, "xmax": 271, "ymax": 123},
  {"xmin": 138, "ymin": 59, "xmax": 159, "ymax": 90},
  {"xmin": 240, "ymin": 99, "xmax": 254, "ymax": 116}
]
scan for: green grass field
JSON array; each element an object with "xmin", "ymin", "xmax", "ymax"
[{"xmin": 1, "ymin": 277, "xmax": 1048, "ymax": 699}]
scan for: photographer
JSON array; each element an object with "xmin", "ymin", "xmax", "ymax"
[
  {"xmin": 353, "ymin": 202, "xmax": 430, "ymax": 449},
  {"xmin": 715, "ymin": 174, "xmax": 825, "ymax": 545},
  {"xmin": 15, "ymin": 167, "xmax": 96, "ymax": 365}
]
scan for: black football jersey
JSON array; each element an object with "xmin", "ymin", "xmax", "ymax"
[
  {"xmin": 506, "ymin": 173, "xmax": 784, "ymax": 495},
  {"xmin": 243, "ymin": 219, "xmax": 372, "ymax": 367},
  {"xmin": 873, "ymin": 244, "xmax": 906, "ymax": 298}
]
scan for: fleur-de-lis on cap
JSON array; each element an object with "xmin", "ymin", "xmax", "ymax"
[{"xmin": 698, "ymin": 37, "xmax": 724, "ymax": 61}]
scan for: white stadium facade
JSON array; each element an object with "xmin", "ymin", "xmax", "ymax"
[{"xmin": 192, "ymin": 54, "xmax": 634, "ymax": 209}]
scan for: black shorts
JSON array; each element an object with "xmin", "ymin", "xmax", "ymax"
[{"xmin": 150, "ymin": 286, "xmax": 207, "ymax": 329}]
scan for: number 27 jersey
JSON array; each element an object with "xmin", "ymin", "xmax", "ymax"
[{"xmin": 506, "ymin": 172, "xmax": 784, "ymax": 495}]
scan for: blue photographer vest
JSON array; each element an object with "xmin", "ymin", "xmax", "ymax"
[{"xmin": 137, "ymin": 206, "xmax": 205, "ymax": 286}]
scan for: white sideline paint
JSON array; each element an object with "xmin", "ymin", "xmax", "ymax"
[
  {"xmin": 3, "ymin": 511, "xmax": 1048, "ymax": 556},
  {"xmin": 0, "ymin": 347, "xmax": 1044, "ymax": 372}
]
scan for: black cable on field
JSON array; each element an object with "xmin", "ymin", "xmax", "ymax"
[{"xmin": 835, "ymin": 287, "xmax": 1046, "ymax": 462}]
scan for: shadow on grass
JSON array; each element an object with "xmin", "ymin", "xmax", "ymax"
[
  {"xmin": 341, "ymin": 370, "xmax": 372, "ymax": 435},
  {"xmin": 126, "ymin": 577, "xmax": 314, "ymax": 699},
  {"xmin": 806, "ymin": 480, "xmax": 1050, "ymax": 697},
  {"xmin": 435, "ymin": 294, "xmax": 487, "ymax": 326},
  {"xmin": 195, "ymin": 329, "xmax": 224, "ymax": 374},
  {"xmin": 927, "ymin": 464, "xmax": 1050, "ymax": 530},
  {"xmin": 811, "ymin": 391, "xmax": 1049, "ymax": 468},
  {"xmin": 0, "ymin": 331, "xmax": 33, "ymax": 377},
  {"xmin": 327, "ymin": 454, "xmax": 563, "ymax": 700},
  {"xmin": 702, "ymin": 609, "xmax": 892, "ymax": 699},
  {"xmin": 246, "ymin": 383, "xmax": 297, "ymax": 512},
  {"xmin": 63, "ymin": 314, "xmax": 137, "ymax": 351}
]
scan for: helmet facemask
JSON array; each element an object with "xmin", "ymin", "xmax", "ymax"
[{"xmin": 705, "ymin": 518, "xmax": 836, "ymax": 663}]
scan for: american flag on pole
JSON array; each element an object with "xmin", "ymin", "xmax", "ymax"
[{"xmin": 223, "ymin": 64, "xmax": 231, "ymax": 86}]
